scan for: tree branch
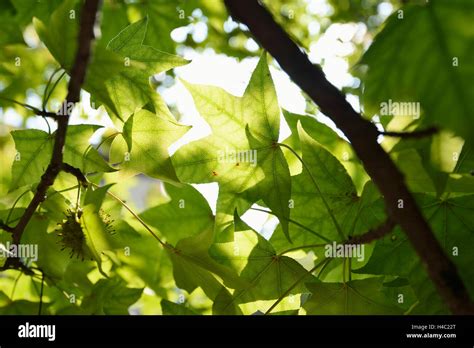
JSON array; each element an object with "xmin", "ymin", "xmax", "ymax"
[
  {"xmin": 2, "ymin": 0, "xmax": 100, "ymax": 271},
  {"xmin": 380, "ymin": 126, "xmax": 438, "ymax": 138},
  {"xmin": 346, "ymin": 218, "xmax": 396, "ymax": 245},
  {"xmin": 224, "ymin": 0, "xmax": 473, "ymax": 314},
  {"xmin": 0, "ymin": 222, "xmax": 14, "ymax": 233},
  {"xmin": 0, "ymin": 97, "xmax": 58, "ymax": 119},
  {"xmin": 61, "ymin": 163, "xmax": 88, "ymax": 187}
]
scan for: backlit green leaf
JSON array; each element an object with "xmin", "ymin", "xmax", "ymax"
[
  {"xmin": 355, "ymin": 194, "xmax": 474, "ymax": 314},
  {"xmin": 304, "ymin": 278, "xmax": 402, "ymax": 315},
  {"xmin": 361, "ymin": 0, "xmax": 474, "ymax": 140},
  {"xmin": 172, "ymin": 54, "xmax": 291, "ymax": 240}
]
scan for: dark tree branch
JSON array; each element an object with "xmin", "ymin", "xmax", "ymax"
[
  {"xmin": 346, "ymin": 218, "xmax": 396, "ymax": 245},
  {"xmin": 380, "ymin": 126, "xmax": 438, "ymax": 138},
  {"xmin": 0, "ymin": 260, "xmax": 34, "ymax": 275},
  {"xmin": 61, "ymin": 163, "xmax": 88, "ymax": 187},
  {"xmin": 2, "ymin": 0, "xmax": 100, "ymax": 272},
  {"xmin": 0, "ymin": 96, "xmax": 62, "ymax": 119},
  {"xmin": 0, "ymin": 222, "xmax": 14, "ymax": 233},
  {"xmin": 224, "ymin": 0, "xmax": 473, "ymax": 314}
]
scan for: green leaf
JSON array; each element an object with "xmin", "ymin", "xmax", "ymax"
[
  {"xmin": 102, "ymin": 17, "xmax": 189, "ymax": 120},
  {"xmin": 0, "ymin": 290, "xmax": 10, "ymax": 306},
  {"xmin": 129, "ymin": 1, "xmax": 193, "ymax": 53},
  {"xmin": 96, "ymin": 1, "xmax": 129, "ymax": 48},
  {"xmin": 166, "ymin": 224, "xmax": 245, "ymax": 300},
  {"xmin": 295, "ymin": 123, "xmax": 357, "ymax": 241},
  {"xmin": 455, "ymin": 141, "xmax": 474, "ymax": 174},
  {"xmin": 172, "ymin": 54, "xmax": 291, "ymax": 240},
  {"xmin": 445, "ymin": 174, "xmax": 474, "ymax": 192},
  {"xmin": 35, "ymin": 6, "xmax": 188, "ymax": 123},
  {"xmin": 110, "ymin": 220, "xmax": 172, "ymax": 295},
  {"xmin": 63, "ymin": 125, "xmax": 115, "ymax": 174},
  {"xmin": 361, "ymin": 0, "xmax": 474, "ymax": 140},
  {"xmin": 80, "ymin": 204, "xmax": 113, "ymax": 277},
  {"xmin": 140, "ymin": 183, "xmax": 214, "ymax": 245},
  {"xmin": 114, "ymin": 109, "xmax": 190, "ymax": 183},
  {"xmin": 0, "ymin": 46, "xmax": 49, "ymax": 112},
  {"xmin": 141, "ymin": 184, "xmax": 243, "ymax": 298},
  {"xmin": 10, "ymin": 125, "xmax": 114, "ymax": 191},
  {"xmin": 83, "ymin": 183, "xmax": 114, "ymax": 208},
  {"xmin": 212, "ymin": 287, "xmax": 243, "ymax": 315},
  {"xmin": 303, "ymin": 278, "xmax": 402, "ymax": 315},
  {"xmin": 210, "ymin": 214, "xmax": 314, "ymax": 314},
  {"xmin": 271, "ymin": 181, "xmax": 385, "ymax": 259},
  {"xmin": 21, "ymin": 214, "xmax": 70, "ymax": 280},
  {"xmin": 0, "ymin": 299, "xmax": 48, "ymax": 315},
  {"xmin": 161, "ymin": 299, "xmax": 198, "ymax": 315},
  {"xmin": 11, "ymin": 0, "xmax": 63, "ymax": 25},
  {"xmin": 0, "ymin": 1, "xmax": 24, "ymax": 47},
  {"xmin": 390, "ymin": 146, "xmax": 439, "ymax": 194},
  {"xmin": 386, "ymin": 129, "xmax": 469, "ymax": 195},
  {"xmin": 107, "ymin": 17, "xmax": 164, "ymax": 61},
  {"xmin": 41, "ymin": 188, "xmax": 71, "ymax": 223},
  {"xmin": 32, "ymin": 0, "xmax": 81, "ymax": 71},
  {"xmin": 81, "ymin": 278, "xmax": 142, "ymax": 314},
  {"xmin": 270, "ymin": 124, "xmax": 385, "ymax": 254},
  {"xmin": 282, "ymin": 110, "xmax": 369, "ymax": 192},
  {"xmin": 10, "ymin": 129, "xmax": 53, "ymax": 190},
  {"xmin": 355, "ymin": 194, "xmax": 474, "ymax": 314}
]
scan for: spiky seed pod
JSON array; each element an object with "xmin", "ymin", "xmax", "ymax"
[
  {"xmin": 99, "ymin": 209, "xmax": 115, "ymax": 235},
  {"xmin": 56, "ymin": 208, "xmax": 115, "ymax": 260},
  {"xmin": 56, "ymin": 209, "xmax": 86, "ymax": 260}
]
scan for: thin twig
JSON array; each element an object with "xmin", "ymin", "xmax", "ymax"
[
  {"xmin": 38, "ymin": 270, "xmax": 45, "ymax": 315},
  {"xmin": 250, "ymin": 207, "xmax": 331, "ymax": 243},
  {"xmin": 0, "ymin": 96, "xmax": 58, "ymax": 119},
  {"xmin": 61, "ymin": 163, "xmax": 88, "ymax": 187},
  {"xmin": 264, "ymin": 257, "xmax": 330, "ymax": 315},
  {"xmin": 379, "ymin": 127, "xmax": 438, "ymax": 138},
  {"xmin": 0, "ymin": 221, "xmax": 14, "ymax": 233},
  {"xmin": 345, "ymin": 218, "xmax": 396, "ymax": 245}
]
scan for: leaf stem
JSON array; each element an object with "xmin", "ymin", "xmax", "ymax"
[
  {"xmin": 5, "ymin": 189, "xmax": 32, "ymax": 225},
  {"xmin": 10, "ymin": 271, "xmax": 23, "ymax": 299},
  {"xmin": 342, "ymin": 257, "xmax": 346, "ymax": 284},
  {"xmin": 264, "ymin": 257, "xmax": 330, "ymax": 315},
  {"xmin": 82, "ymin": 131, "xmax": 120, "ymax": 164},
  {"xmin": 95, "ymin": 132, "xmax": 121, "ymax": 152},
  {"xmin": 0, "ymin": 96, "xmax": 57, "ymax": 119},
  {"xmin": 42, "ymin": 68, "xmax": 62, "ymax": 110},
  {"xmin": 379, "ymin": 127, "xmax": 438, "ymax": 138},
  {"xmin": 90, "ymin": 183, "xmax": 167, "ymax": 247},
  {"xmin": 278, "ymin": 243, "xmax": 327, "ymax": 256},
  {"xmin": 38, "ymin": 270, "xmax": 45, "ymax": 315},
  {"xmin": 250, "ymin": 207, "xmax": 331, "ymax": 243},
  {"xmin": 43, "ymin": 69, "xmax": 67, "ymax": 111}
]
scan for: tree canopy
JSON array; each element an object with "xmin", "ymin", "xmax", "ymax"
[{"xmin": 0, "ymin": 0, "xmax": 473, "ymax": 315}]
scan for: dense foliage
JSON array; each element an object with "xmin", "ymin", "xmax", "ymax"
[{"xmin": 0, "ymin": 0, "xmax": 472, "ymax": 315}]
